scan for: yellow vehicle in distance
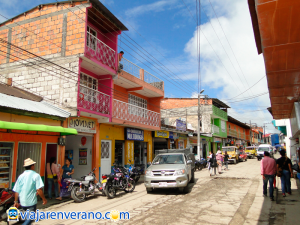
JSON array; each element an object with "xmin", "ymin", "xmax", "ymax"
[
  {"xmin": 222, "ymin": 146, "xmax": 239, "ymax": 164},
  {"xmin": 245, "ymin": 146, "xmax": 257, "ymax": 159}
]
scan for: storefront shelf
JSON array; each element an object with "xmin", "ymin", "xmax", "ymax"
[
  {"xmin": 0, "ymin": 161, "xmax": 10, "ymax": 163},
  {"xmin": 0, "ymin": 167, "xmax": 9, "ymax": 169},
  {"xmin": 0, "ymin": 172, "xmax": 9, "ymax": 174}
]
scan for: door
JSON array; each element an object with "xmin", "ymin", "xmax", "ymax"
[
  {"xmin": 16, "ymin": 143, "xmax": 41, "ymax": 179},
  {"xmin": 45, "ymin": 144, "xmax": 58, "ymax": 194},
  {"xmin": 101, "ymin": 140, "xmax": 111, "ymax": 176},
  {"xmin": 142, "ymin": 142, "xmax": 147, "ymax": 168}
]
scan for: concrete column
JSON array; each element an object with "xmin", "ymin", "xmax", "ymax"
[{"xmin": 140, "ymin": 69, "xmax": 144, "ymax": 81}]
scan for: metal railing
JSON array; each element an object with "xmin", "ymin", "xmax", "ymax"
[
  {"xmin": 85, "ymin": 32, "xmax": 116, "ymax": 70},
  {"xmin": 78, "ymin": 85, "xmax": 110, "ymax": 115},
  {"xmin": 113, "ymin": 99, "xmax": 160, "ymax": 127},
  {"xmin": 120, "ymin": 58, "xmax": 164, "ymax": 91},
  {"xmin": 212, "ymin": 105, "xmax": 227, "ymax": 120},
  {"xmin": 120, "ymin": 58, "xmax": 141, "ymax": 78},
  {"xmin": 212, "ymin": 124, "xmax": 219, "ymax": 134},
  {"xmin": 144, "ymin": 71, "xmax": 164, "ymax": 91}
]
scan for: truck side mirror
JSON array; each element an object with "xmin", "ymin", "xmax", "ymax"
[{"xmin": 187, "ymin": 160, "xmax": 193, "ymax": 164}]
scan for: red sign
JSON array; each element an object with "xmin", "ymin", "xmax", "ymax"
[{"xmin": 81, "ymin": 136, "xmax": 87, "ymax": 146}]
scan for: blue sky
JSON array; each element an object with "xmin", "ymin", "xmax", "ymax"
[{"xmin": 0, "ymin": 0, "xmax": 279, "ymax": 132}]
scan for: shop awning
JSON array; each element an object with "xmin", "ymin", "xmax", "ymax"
[{"xmin": 0, "ymin": 121, "xmax": 77, "ymax": 136}]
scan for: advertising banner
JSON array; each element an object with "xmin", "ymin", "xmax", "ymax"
[
  {"xmin": 125, "ymin": 128, "xmax": 144, "ymax": 141},
  {"xmin": 68, "ymin": 117, "xmax": 96, "ymax": 133},
  {"xmin": 79, "ymin": 148, "xmax": 87, "ymax": 165},
  {"xmin": 154, "ymin": 130, "xmax": 169, "ymax": 138},
  {"xmin": 176, "ymin": 119, "xmax": 186, "ymax": 131}
]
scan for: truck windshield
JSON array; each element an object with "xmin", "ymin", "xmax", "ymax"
[
  {"xmin": 258, "ymin": 147, "xmax": 269, "ymax": 152},
  {"xmin": 153, "ymin": 155, "xmax": 184, "ymax": 164}
]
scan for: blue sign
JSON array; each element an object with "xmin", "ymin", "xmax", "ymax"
[
  {"xmin": 176, "ymin": 119, "xmax": 186, "ymax": 131},
  {"xmin": 169, "ymin": 132, "xmax": 174, "ymax": 139},
  {"xmin": 125, "ymin": 128, "xmax": 144, "ymax": 141}
]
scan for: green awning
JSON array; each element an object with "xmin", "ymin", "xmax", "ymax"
[{"xmin": 0, "ymin": 121, "xmax": 77, "ymax": 136}]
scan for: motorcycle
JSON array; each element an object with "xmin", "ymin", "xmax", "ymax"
[
  {"xmin": 128, "ymin": 160, "xmax": 141, "ymax": 183},
  {"xmin": 67, "ymin": 167, "xmax": 103, "ymax": 203},
  {"xmin": 105, "ymin": 165, "xmax": 135, "ymax": 199},
  {"xmin": 0, "ymin": 188, "xmax": 25, "ymax": 224}
]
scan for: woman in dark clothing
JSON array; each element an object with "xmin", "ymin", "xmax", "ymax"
[
  {"xmin": 224, "ymin": 151, "xmax": 229, "ymax": 171},
  {"xmin": 56, "ymin": 158, "xmax": 74, "ymax": 200},
  {"xmin": 276, "ymin": 150, "xmax": 293, "ymax": 197},
  {"xmin": 209, "ymin": 153, "xmax": 218, "ymax": 176}
]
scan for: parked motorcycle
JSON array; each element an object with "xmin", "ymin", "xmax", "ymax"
[
  {"xmin": 0, "ymin": 188, "xmax": 25, "ymax": 224},
  {"xmin": 128, "ymin": 160, "xmax": 141, "ymax": 183},
  {"xmin": 105, "ymin": 165, "xmax": 135, "ymax": 199},
  {"xmin": 195, "ymin": 160, "xmax": 202, "ymax": 171},
  {"xmin": 67, "ymin": 167, "xmax": 103, "ymax": 203}
]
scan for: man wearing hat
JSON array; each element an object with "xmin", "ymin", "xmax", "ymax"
[{"xmin": 13, "ymin": 158, "xmax": 47, "ymax": 224}]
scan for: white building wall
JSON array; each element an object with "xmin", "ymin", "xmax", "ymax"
[{"xmin": 0, "ymin": 54, "xmax": 80, "ymax": 116}]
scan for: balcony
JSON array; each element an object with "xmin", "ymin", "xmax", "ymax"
[
  {"xmin": 113, "ymin": 99, "xmax": 160, "ymax": 128},
  {"xmin": 212, "ymin": 125, "xmax": 219, "ymax": 134},
  {"xmin": 120, "ymin": 58, "xmax": 164, "ymax": 91},
  {"xmin": 85, "ymin": 32, "xmax": 116, "ymax": 71},
  {"xmin": 212, "ymin": 105, "xmax": 227, "ymax": 121},
  {"xmin": 78, "ymin": 85, "xmax": 110, "ymax": 115}
]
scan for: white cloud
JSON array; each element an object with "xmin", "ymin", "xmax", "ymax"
[{"xmin": 181, "ymin": 0, "xmax": 276, "ymax": 128}]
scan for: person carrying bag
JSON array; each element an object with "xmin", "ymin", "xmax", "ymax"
[{"xmin": 276, "ymin": 150, "xmax": 293, "ymax": 197}]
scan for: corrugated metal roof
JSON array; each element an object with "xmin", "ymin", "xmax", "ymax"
[{"xmin": 0, "ymin": 93, "xmax": 70, "ymax": 118}]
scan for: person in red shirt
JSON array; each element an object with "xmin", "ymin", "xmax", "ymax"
[
  {"xmin": 118, "ymin": 51, "xmax": 124, "ymax": 71},
  {"xmin": 261, "ymin": 151, "xmax": 277, "ymax": 201}
]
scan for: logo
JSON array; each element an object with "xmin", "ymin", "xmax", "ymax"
[
  {"xmin": 110, "ymin": 210, "xmax": 120, "ymax": 222},
  {"xmin": 161, "ymin": 171, "xmax": 165, "ymax": 176},
  {"xmin": 6, "ymin": 207, "xmax": 19, "ymax": 222}
]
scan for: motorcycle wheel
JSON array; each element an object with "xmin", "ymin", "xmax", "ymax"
[
  {"xmin": 105, "ymin": 183, "xmax": 116, "ymax": 199},
  {"xmin": 124, "ymin": 179, "xmax": 135, "ymax": 193},
  {"xmin": 71, "ymin": 186, "xmax": 86, "ymax": 203},
  {"xmin": 134, "ymin": 176, "xmax": 140, "ymax": 183}
]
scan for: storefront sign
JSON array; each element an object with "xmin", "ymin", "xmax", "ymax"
[
  {"xmin": 172, "ymin": 132, "xmax": 178, "ymax": 139},
  {"xmin": 188, "ymin": 132, "xmax": 193, "ymax": 137},
  {"xmin": 125, "ymin": 128, "xmax": 144, "ymax": 141},
  {"xmin": 79, "ymin": 148, "xmax": 87, "ymax": 165},
  {"xmin": 176, "ymin": 119, "xmax": 186, "ymax": 131},
  {"xmin": 213, "ymin": 137, "xmax": 222, "ymax": 143},
  {"xmin": 169, "ymin": 132, "xmax": 174, "ymax": 139},
  {"xmin": 68, "ymin": 117, "xmax": 96, "ymax": 133},
  {"xmin": 66, "ymin": 150, "xmax": 73, "ymax": 160},
  {"xmin": 189, "ymin": 138, "xmax": 197, "ymax": 144},
  {"xmin": 178, "ymin": 134, "xmax": 187, "ymax": 140},
  {"xmin": 154, "ymin": 130, "xmax": 169, "ymax": 138}
]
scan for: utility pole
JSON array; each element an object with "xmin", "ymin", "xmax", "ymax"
[
  {"xmin": 197, "ymin": 89, "xmax": 204, "ymax": 160},
  {"xmin": 250, "ymin": 120, "xmax": 252, "ymax": 146},
  {"xmin": 263, "ymin": 124, "xmax": 266, "ymax": 144}
]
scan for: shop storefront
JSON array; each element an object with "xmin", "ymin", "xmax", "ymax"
[
  {"xmin": 99, "ymin": 124, "xmax": 153, "ymax": 177},
  {"xmin": 0, "ymin": 119, "xmax": 77, "ymax": 189},
  {"xmin": 212, "ymin": 137, "xmax": 222, "ymax": 153},
  {"xmin": 177, "ymin": 134, "xmax": 187, "ymax": 149},
  {"xmin": 67, "ymin": 117, "xmax": 99, "ymax": 179},
  {"xmin": 153, "ymin": 130, "xmax": 169, "ymax": 154}
]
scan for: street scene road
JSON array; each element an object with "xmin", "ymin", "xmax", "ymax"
[{"xmin": 5, "ymin": 155, "xmax": 297, "ymax": 225}]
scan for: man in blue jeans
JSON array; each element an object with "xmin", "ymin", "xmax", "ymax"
[
  {"xmin": 276, "ymin": 149, "xmax": 293, "ymax": 197},
  {"xmin": 13, "ymin": 158, "xmax": 47, "ymax": 224},
  {"xmin": 261, "ymin": 151, "xmax": 277, "ymax": 201}
]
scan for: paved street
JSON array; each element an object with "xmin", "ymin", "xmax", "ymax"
[{"xmin": 5, "ymin": 156, "xmax": 300, "ymax": 225}]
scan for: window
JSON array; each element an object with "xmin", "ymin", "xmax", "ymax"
[
  {"xmin": 229, "ymin": 124, "xmax": 231, "ymax": 129},
  {"xmin": 80, "ymin": 73, "xmax": 98, "ymax": 103},
  {"xmin": 87, "ymin": 26, "xmax": 97, "ymax": 50},
  {"xmin": 128, "ymin": 94, "xmax": 147, "ymax": 117}
]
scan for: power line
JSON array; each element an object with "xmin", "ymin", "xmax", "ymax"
[{"xmin": 180, "ymin": 0, "xmax": 243, "ymax": 94}]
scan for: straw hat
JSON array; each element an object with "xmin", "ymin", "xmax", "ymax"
[{"xmin": 23, "ymin": 158, "xmax": 36, "ymax": 167}]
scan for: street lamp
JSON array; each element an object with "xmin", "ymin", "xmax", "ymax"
[{"xmin": 197, "ymin": 90, "xmax": 204, "ymax": 160}]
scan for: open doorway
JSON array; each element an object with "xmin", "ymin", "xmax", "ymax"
[{"xmin": 45, "ymin": 144, "xmax": 58, "ymax": 197}]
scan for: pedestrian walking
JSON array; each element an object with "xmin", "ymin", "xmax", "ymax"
[
  {"xmin": 56, "ymin": 158, "xmax": 74, "ymax": 201},
  {"xmin": 216, "ymin": 150, "xmax": 224, "ymax": 174},
  {"xmin": 276, "ymin": 149, "xmax": 293, "ymax": 197},
  {"xmin": 207, "ymin": 151, "xmax": 212, "ymax": 172},
  {"xmin": 224, "ymin": 151, "xmax": 229, "ymax": 171},
  {"xmin": 46, "ymin": 157, "xmax": 60, "ymax": 199},
  {"xmin": 261, "ymin": 151, "xmax": 277, "ymax": 201},
  {"xmin": 13, "ymin": 158, "xmax": 47, "ymax": 225},
  {"xmin": 209, "ymin": 153, "xmax": 217, "ymax": 176}
]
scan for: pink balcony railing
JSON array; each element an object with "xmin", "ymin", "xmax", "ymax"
[
  {"xmin": 113, "ymin": 99, "xmax": 160, "ymax": 127},
  {"xmin": 86, "ymin": 32, "xmax": 116, "ymax": 70},
  {"xmin": 78, "ymin": 85, "xmax": 110, "ymax": 115}
]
